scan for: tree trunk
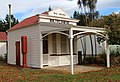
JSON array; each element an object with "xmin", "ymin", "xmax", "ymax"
[
  {"xmin": 80, "ymin": 38, "xmax": 85, "ymax": 56},
  {"xmin": 89, "ymin": 35, "xmax": 94, "ymax": 63},
  {"xmin": 84, "ymin": 7, "xmax": 88, "ymax": 26},
  {"xmin": 94, "ymin": 35, "xmax": 97, "ymax": 62},
  {"xmin": 83, "ymin": 37, "xmax": 86, "ymax": 63}
]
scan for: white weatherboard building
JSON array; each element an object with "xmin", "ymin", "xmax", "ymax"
[
  {"xmin": 0, "ymin": 32, "xmax": 7, "ymax": 58},
  {"xmin": 7, "ymin": 9, "xmax": 110, "ymax": 74}
]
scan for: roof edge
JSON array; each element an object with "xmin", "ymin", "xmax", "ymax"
[
  {"xmin": 7, "ymin": 14, "xmax": 39, "ymax": 32},
  {"xmin": 7, "ymin": 23, "xmax": 39, "ymax": 32}
]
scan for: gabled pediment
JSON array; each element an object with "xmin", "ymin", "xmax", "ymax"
[{"xmin": 48, "ymin": 8, "xmax": 70, "ymax": 18}]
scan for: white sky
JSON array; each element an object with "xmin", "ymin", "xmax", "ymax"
[{"xmin": 0, "ymin": 0, "xmax": 120, "ymax": 20}]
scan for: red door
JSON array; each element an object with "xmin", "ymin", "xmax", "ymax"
[{"xmin": 16, "ymin": 41, "xmax": 20, "ymax": 66}]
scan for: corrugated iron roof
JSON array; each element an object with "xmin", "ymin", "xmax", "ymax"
[
  {"xmin": 0, "ymin": 32, "xmax": 7, "ymax": 41},
  {"xmin": 7, "ymin": 9, "xmax": 78, "ymax": 32},
  {"xmin": 8, "ymin": 14, "xmax": 39, "ymax": 31},
  {"xmin": 41, "ymin": 11, "xmax": 48, "ymax": 15}
]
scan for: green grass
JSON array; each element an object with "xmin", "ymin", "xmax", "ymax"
[{"xmin": 0, "ymin": 61, "xmax": 120, "ymax": 82}]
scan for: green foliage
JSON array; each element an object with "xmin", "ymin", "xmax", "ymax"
[
  {"xmin": 0, "ymin": 14, "xmax": 19, "ymax": 32},
  {"xmin": 108, "ymin": 30, "xmax": 120, "ymax": 45},
  {"xmin": 97, "ymin": 35, "xmax": 106, "ymax": 44},
  {"xmin": 76, "ymin": 0, "xmax": 99, "ymax": 26},
  {"xmin": 0, "ymin": 20, "xmax": 3, "ymax": 31},
  {"xmin": 73, "ymin": 11, "xmax": 80, "ymax": 19},
  {"xmin": 48, "ymin": 6, "xmax": 52, "ymax": 11},
  {"xmin": 73, "ymin": 11, "xmax": 99, "ymax": 26},
  {"xmin": 90, "ymin": 13, "xmax": 120, "ymax": 45},
  {"xmin": 73, "ymin": 11, "xmax": 86, "ymax": 25},
  {"xmin": 108, "ymin": 15, "xmax": 119, "ymax": 44}
]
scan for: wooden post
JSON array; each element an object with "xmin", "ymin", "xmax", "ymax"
[
  {"xmin": 105, "ymin": 34, "xmax": 110, "ymax": 68},
  {"xmin": 40, "ymin": 33, "xmax": 43, "ymax": 68},
  {"xmin": 69, "ymin": 28, "xmax": 74, "ymax": 75}
]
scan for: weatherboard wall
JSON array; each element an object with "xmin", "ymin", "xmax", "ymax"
[
  {"xmin": 77, "ymin": 35, "xmax": 105, "ymax": 55},
  {"xmin": 8, "ymin": 24, "xmax": 41, "ymax": 68},
  {"xmin": 0, "ymin": 42, "xmax": 6, "ymax": 57}
]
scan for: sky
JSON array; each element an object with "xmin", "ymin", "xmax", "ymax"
[{"xmin": 0, "ymin": 0, "xmax": 120, "ymax": 21}]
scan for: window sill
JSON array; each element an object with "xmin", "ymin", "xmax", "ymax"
[{"xmin": 50, "ymin": 53, "xmax": 77, "ymax": 56}]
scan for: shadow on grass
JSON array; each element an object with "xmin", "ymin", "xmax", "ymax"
[
  {"xmin": 0, "ymin": 60, "xmax": 23, "ymax": 70},
  {"xmin": 0, "ymin": 60, "xmax": 8, "ymax": 66}
]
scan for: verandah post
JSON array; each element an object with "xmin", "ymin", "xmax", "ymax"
[
  {"xmin": 105, "ymin": 34, "xmax": 110, "ymax": 68},
  {"xmin": 69, "ymin": 28, "xmax": 74, "ymax": 75}
]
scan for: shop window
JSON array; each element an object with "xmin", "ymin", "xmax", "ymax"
[
  {"xmin": 43, "ymin": 36, "xmax": 48, "ymax": 54},
  {"xmin": 61, "ymin": 35, "xmax": 67, "ymax": 53},
  {"xmin": 52, "ymin": 34, "xmax": 57, "ymax": 53}
]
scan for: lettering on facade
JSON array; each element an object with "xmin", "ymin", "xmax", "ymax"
[
  {"xmin": 50, "ymin": 19, "xmax": 69, "ymax": 24},
  {"xmin": 53, "ymin": 12, "xmax": 66, "ymax": 16},
  {"xmin": 59, "ymin": 13, "xmax": 65, "ymax": 16}
]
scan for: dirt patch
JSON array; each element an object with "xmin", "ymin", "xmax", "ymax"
[
  {"xmin": 43, "ymin": 65, "xmax": 103, "ymax": 74},
  {"xmin": 0, "ymin": 61, "xmax": 103, "ymax": 74}
]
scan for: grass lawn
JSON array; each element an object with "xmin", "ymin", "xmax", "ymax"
[{"xmin": 0, "ymin": 61, "xmax": 120, "ymax": 82}]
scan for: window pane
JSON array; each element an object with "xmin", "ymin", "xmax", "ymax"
[
  {"xmin": 61, "ymin": 35, "xmax": 66, "ymax": 53},
  {"xmin": 52, "ymin": 34, "xmax": 57, "ymax": 53},
  {"xmin": 43, "ymin": 36, "xmax": 48, "ymax": 54}
]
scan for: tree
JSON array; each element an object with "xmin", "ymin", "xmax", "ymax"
[
  {"xmin": 77, "ymin": 0, "xmax": 99, "ymax": 25},
  {"xmin": 77, "ymin": 0, "xmax": 88, "ymax": 25},
  {"xmin": 73, "ymin": 11, "xmax": 79, "ymax": 19},
  {"xmin": 0, "ymin": 14, "xmax": 19, "ymax": 32},
  {"xmin": 77, "ymin": 0, "xmax": 98, "ymax": 63},
  {"xmin": 87, "ymin": 0, "xmax": 97, "ymax": 63},
  {"xmin": 108, "ymin": 30, "xmax": 120, "ymax": 45},
  {"xmin": 48, "ymin": 6, "xmax": 52, "ymax": 11},
  {"xmin": 104, "ymin": 14, "xmax": 120, "ymax": 45},
  {"xmin": 73, "ymin": 11, "xmax": 87, "ymax": 62},
  {"xmin": 90, "ymin": 13, "xmax": 120, "ymax": 45},
  {"xmin": 0, "ymin": 20, "xmax": 3, "ymax": 31}
]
